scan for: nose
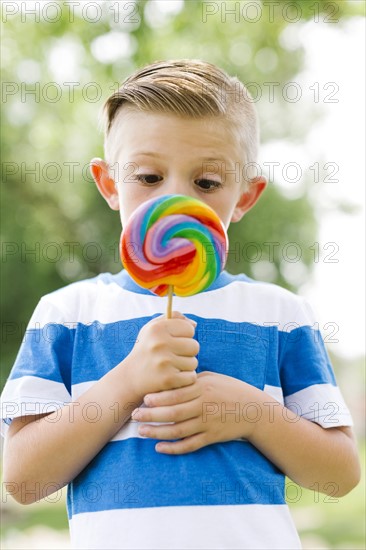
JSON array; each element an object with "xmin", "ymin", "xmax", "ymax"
[{"xmin": 164, "ymin": 175, "xmax": 191, "ymax": 197}]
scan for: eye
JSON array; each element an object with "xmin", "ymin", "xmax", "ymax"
[
  {"xmin": 136, "ymin": 174, "xmax": 163, "ymax": 185},
  {"xmin": 195, "ymin": 179, "xmax": 222, "ymax": 192}
]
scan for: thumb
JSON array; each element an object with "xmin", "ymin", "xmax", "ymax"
[{"xmin": 169, "ymin": 311, "xmax": 197, "ymax": 327}]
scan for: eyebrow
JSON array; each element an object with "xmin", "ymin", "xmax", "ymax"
[
  {"xmin": 132, "ymin": 152, "xmax": 162, "ymax": 158},
  {"xmin": 132, "ymin": 152, "xmax": 230, "ymax": 163}
]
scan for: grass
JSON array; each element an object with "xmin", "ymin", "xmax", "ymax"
[{"xmin": 288, "ymin": 440, "xmax": 366, "ymax": 548}]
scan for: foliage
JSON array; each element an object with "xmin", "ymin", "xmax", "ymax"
[
  {"xmin": 0, "ymin": 4, "xmax": 365, "ymax": 548},
  {"xmin": 0, "ymin": 1, "xmax": 362, "ymax": 377}
]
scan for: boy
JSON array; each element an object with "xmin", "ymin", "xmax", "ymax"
[{"xmin": 1, "ymin": 60, "xmax": 360, "ymax": 549}]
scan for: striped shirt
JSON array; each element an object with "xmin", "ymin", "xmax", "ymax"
[{"xmin": 1, "ymin": 270, "xmax": 352, "ymax": 549}]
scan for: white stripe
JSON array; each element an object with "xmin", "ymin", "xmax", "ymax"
[
  {"xmin": 71, "ymin": 381, "xmax": 96, "ymax": 400},
  {"xmin": 72, "ymin": 381, "xmax": 166, "ymax": 443},
  {"xmin": 284, "ymin": 383, "xmax": 353, "ymax": 428},
  {"xmin": 73, "ymin": 381, "xmax": 144, "ymax": 442},
  {"xmin": 1, "ymin": 376, "xmax": 70, "ymax": 417},
  {"xmin": 0, "ymin": 376, "xmax": 71, "ymax": 436},
  {"xmin": 28, "ymin": 279, "xmax": 316, "ymax": 330},
  {"xmin": 72, "ymin": 383, "xmax": 285, "ymax": 444},
  {"xmin": 264, "ymin": 384, "xmax": 284, "ymax": 404},
  {"xmin": 69, "ymin": 504, "xmax": 301, "ymax": 549}
]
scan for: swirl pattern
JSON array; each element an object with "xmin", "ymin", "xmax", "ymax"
[{"xmin": 120, "ymin": 194, "xmax": 228, "ymax": 296}]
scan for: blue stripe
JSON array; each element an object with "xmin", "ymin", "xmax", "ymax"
[
  {"xmin": 9, "ymin": 326, "xmax": 73, "ymax": 394},
  {"xmin": 8, "ymin": 318, "xmax": 335, "ymax": 395},
  {"xmin": 10, "ymin": 317, "xmax": 269, "ymax": 388},
  {"xmin": 279, "ymin": 325, "xmax": 336, "ymax": 396},
  {"xmin": 67, "ymin": 439, "xmax": 285, "ymax": 516}
]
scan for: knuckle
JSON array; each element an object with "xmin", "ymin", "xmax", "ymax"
[
  {"xmin": 144, "ymin": 394, "xmax": 154, "ymax": 406},
  {"xmin": 181, "ymin": 441, "xmax": 191, "ymax": 454},
  {"xmin": 193, "ymin": 340, "xmax": 200, "ymax": 355},
  {"xmin": 173, "ymin": 424, "xmax": 183, "ymax": 438},
  {"xmin": 161, "ymin": 373, "xmax": 175, "ymax": 390},
  {"xmin": 168, "ymin": 388, "xmax": 179, "ymax": 402},
  {"xmin": 149, "ymin": 323, "xmax": 163, "ymax": 339},
  {"xmin": 180, "ymin": 376, "xmax": 192, "ymax": 388},
  {"xmin": 141, "ymin": 411, "xmax": 151, "ymax": 422},
  {"xmin": 150, "ymin": 341, "xmax": 162, "ymax": 354},
  {"xmin": 186, "ymin": 357, "xmax": 198, "ymax": 371},
  {"xmin": 171, "ymin": 311, "xmax": 184, "ymax": 319},
  {"xmin": 159, "ymin": 354, "xmax": 173, "ymax": 369},
  {"xmin": 169, "ymin": 410, "xmax": 179, "ymax": 423},
  {"xmin": 189, "ymin": 371, "xmax": 198, "ymax": 383}
]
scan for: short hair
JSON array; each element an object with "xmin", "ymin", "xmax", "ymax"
[{"xmin": 103, "ymin": 59, "xmax": 259, "ymax": 184}]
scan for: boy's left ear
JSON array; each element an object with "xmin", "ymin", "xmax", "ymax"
[
  {"xmin": 90, "ymin": 157, "xmax": 120, "ymax": 211},
  {"xmin": 231, "ymin": 176, "xmax": 267, "ymax": 223}
]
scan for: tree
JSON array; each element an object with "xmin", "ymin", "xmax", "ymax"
[{"xmin": 1, "ymin": 0, "xmax": 362, "ymax": 384}]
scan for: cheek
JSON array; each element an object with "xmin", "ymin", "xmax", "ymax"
[
  {"xmin": 116, "ymin": 184, "xmax": 139, "ymax": 217},
  {"xmin": 210, "ymin": 198, "xmax": 235, "ymax": 228}
]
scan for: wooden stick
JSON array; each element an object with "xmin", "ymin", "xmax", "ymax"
[{"xmin": 166, "ymin": 285, "xmax": 174, "ymax": 319}]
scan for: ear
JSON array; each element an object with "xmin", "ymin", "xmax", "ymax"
[
  {"xmin": 90, "ymin": 157, "xmax": 120, "ymax": 210},
  {"xmin": 231, "ymin": 176, "xmax": 267, "ymax": 223}
]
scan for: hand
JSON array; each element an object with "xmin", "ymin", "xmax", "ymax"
[
  {"xmin": 132, "ymin": 371, "xmax": 261, "ymax": 454},
  {"xmin": 127, "ymin": 312, "xmax": 199, "ymax": 399}
]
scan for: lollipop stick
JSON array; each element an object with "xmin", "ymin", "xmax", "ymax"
[{"xmin": 166, "ymin": 285, "xmax": 174, "ymax": 319}]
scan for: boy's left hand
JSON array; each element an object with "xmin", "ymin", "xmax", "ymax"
[{"xmin": 131, "ymin": 372, "xmax": 261, "ymax": 454}]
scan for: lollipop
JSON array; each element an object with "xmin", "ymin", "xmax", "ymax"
[{"xmin": 120, "ymin": 195, "xmax": 228, "ymax": 317}]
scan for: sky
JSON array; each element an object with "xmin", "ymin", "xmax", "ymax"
[{"xmin": 261, "ymin": 16, "xmax": 365, "ymax": 359}]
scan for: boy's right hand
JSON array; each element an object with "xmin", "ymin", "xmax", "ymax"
[{"xmin": 127, "ymin": 312, "xmax": 199, "ymax": 398}]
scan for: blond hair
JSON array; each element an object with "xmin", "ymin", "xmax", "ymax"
[{"xmin": 103, "ymin": 59, "xmax": 259, "ymax": 183}]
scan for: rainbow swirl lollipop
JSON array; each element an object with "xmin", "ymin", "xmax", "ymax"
[{"xmin": 120, "ymin": 195, "xmax": 228, "ymax": 299}]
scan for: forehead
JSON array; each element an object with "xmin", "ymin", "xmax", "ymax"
[{"xmin": 106, "ymin": 108, "xmax": 243, "ymax": 163}]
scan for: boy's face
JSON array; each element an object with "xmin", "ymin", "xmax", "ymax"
[{"xmin": 91, "ymin": 109, "xmax": 265, "ymax": 229}]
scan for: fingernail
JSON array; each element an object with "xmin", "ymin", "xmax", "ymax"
[{"xmin": 131, "ymin": 409, "xmax": 140, "ymax": 420}]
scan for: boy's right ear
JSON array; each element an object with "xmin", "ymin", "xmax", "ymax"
[{"xmin": 90, "ymin": 158, "xmax": 120, "ymax": 211}]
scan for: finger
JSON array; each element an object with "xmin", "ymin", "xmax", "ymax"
[
  {"xmin": 138, "ymin": 417, "xmax": 201, "ymax": 440},
  {"xmin": 149, "ymin": 312, "xmax": 195, "ymax": 332},
  {"xmin": 166, "ymin": 319, "xmax": 196, "ymax": 338},
  {"xmin": 172, "ymin": 337, "xmax": 200, "ymax": 357},
  {"xmin": 144, "ymin": 383, "xmax": 201, "ymax": 407},
  {"xmin": 169, "ymin": 370, "xmax": 197, "ymax": 389},
  {"xmin": 133, "ymin": 400, "xmax": 201, "ymax": 423},
  {"xmin": 155, "ymin": 433, "xmax": 207, "ymax": 455},
  {"xmin": 169, "ymin": 311, "xmax": 194, "ymax": 320},
  {"xmin": 168, "ymin": 312, "xmax": 197, "ymax": 328},
  {"xmin": 152, "ymin": 311, "xmax": 185, "ymax": 321},
  {"xmin": 171, "ymin": 355, "xmax": 198, "ymax": 372}
]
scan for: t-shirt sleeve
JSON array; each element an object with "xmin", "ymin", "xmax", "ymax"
[
  {"xmin": 278, "ymin": 297, "xmax": 353, "ymax": 428},
  {"xmin": 1, "ymin": 296, "xmax": 73, "ymax": 436}
]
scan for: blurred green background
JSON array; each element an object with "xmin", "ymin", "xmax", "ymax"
[{"xmin": 1, "ymin": 0, "xmax": 365, "ymax": 548}]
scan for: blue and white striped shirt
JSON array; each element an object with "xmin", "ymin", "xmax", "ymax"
[{"xmin": 1, "ymin": 270, "xmax": 352, "ymax": 549}]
